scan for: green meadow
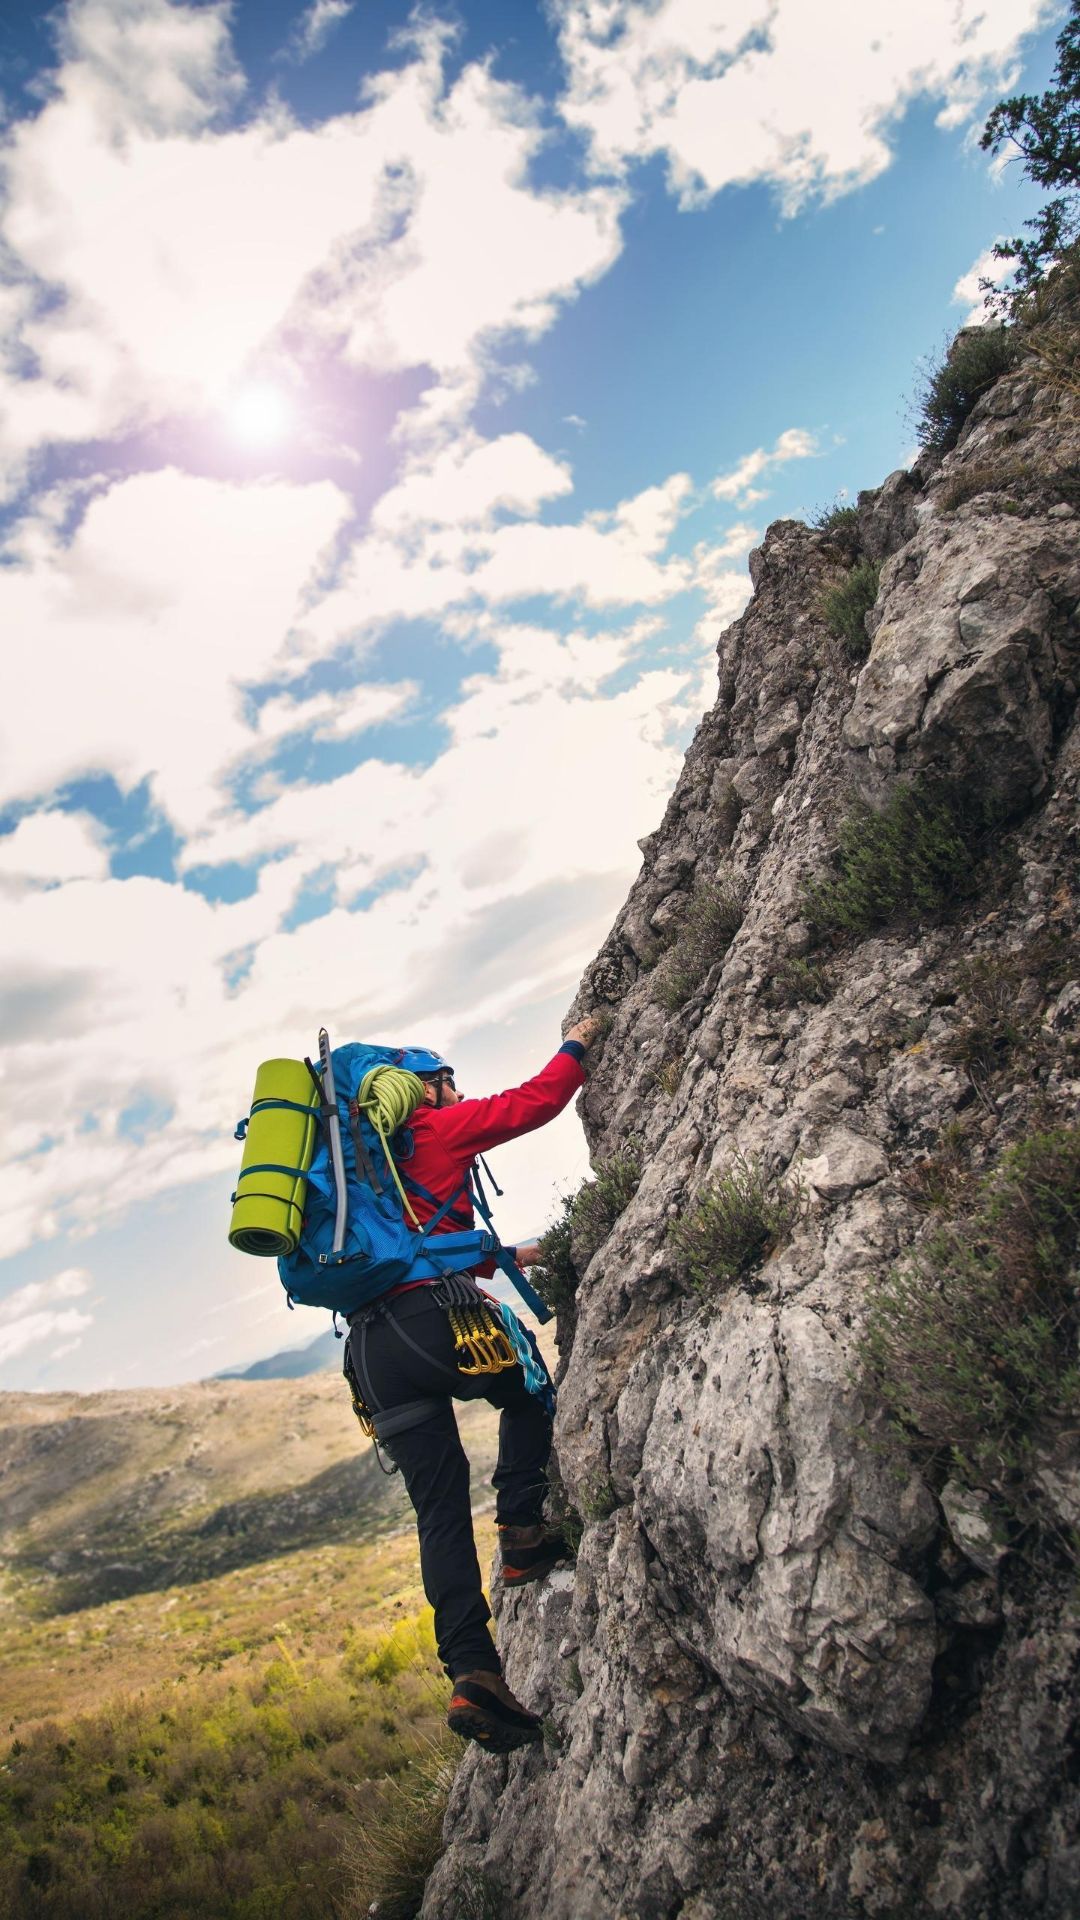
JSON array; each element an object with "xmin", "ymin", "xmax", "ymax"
[{"xmin": 0, "ymin": 1372, "xmax": 502, "ymax": 1917}]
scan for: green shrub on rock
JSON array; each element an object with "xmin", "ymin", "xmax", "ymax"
[
  {"xmin": 820, "ymin": 559, "xmax": 881, "ymax": 661},
  {"xmin": 670, "ymin": 1157, "xmax": 802, "ymax": 1292},
  {"xmin": 859, "ymin": 1129, "xmax": 1080, "ymax": 1504},
  {"xmin": 803, "ymin": 783, "xmax": 979, "ymax": 939},
  {"xmin": 653, "ymin": 876, "xmax": 744, "ymax": 1012},
  {"xmin": 534, "ymin": 1149, "xmax": 642, "ymax": 1309},
  {"xmin": 916, "ymin": 326, "xmax": 1020, "ymax": 455}
]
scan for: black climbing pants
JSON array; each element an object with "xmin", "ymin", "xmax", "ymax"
[{"xmin": 345, "ymin": 1286, "xmax": 553, "ymax": 1681}]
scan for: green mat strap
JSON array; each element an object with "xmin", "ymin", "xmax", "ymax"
[
  {"xmin": 236, "ymin": 1097, "xmax": 321, "ymax": 1141},
  {"xmin": 235, "ymin": 1161, "xmax": 310, "ymax": 1181}
]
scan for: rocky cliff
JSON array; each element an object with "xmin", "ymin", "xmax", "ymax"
[{"xmin": 423, "ymin": 351, "xmax": 1080, "ymax": 1919}]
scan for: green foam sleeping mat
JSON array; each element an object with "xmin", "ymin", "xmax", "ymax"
[{"xmin": 229, "ymin": 1058, "xmax": 320, "ymax": 1257}]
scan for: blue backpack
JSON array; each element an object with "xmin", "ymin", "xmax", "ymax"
[{"xmin": 276, "ymin": 1040, "xmax": 551, "ymax": 1323}]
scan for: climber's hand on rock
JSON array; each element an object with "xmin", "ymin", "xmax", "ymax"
[{"xmin": 566, "ymin": 1013, "xmax": 604, "ymax": 1049}]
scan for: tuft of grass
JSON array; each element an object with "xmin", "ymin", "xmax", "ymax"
[
  {"xmin": 655, "ymin": 1054, "xmax": 685, "ymax": 1097},
  {"xmin": 944, "ymin": 956, "xmax": 1029, "ymax": 1079},
  {"xmin": 670, "ymin": 1156, "xmax": 802, "ymax": 1293},
  {"xmin": 812, "ymin": 500, "xmax": 861, "ymax": 538},
  {"xmin": 916, "ymin": 325, "xmax": 1021, "ymax": 456},
  {"xmin": 803, "ymin": 782, "xmax": 980, "ymax": 940},
  {"xmin": 943, "ymin": 936, "xmax": 1075, "ymax": 1087},
  {"xmin": 763, "ymin": 955, "xmax": 837, "ymax": 1009},
  {"xmin": 653, "ymin": 875, "xmax": 744, "ymax": 1013},
  {"xmin": 896, "ymin": 1121, "xmax": 973, "ymax": 1214},
  {"xmin": 342, "ymin": 1728, "xmax": 458, "ymax": 1920},
  {"xmin": 820, "ymin": 559, "xmax": 881, "ymax": 661},
  {"xmin": 576, "ymin": 1471, "xmax": 618, "ymax": 1522},
  {"xmin": 454, "ymin": 1867, "xmax": 506, "ymax": 1918},
  {"xmin": 938, "ymin": 455, "xmax": 1035, "ymax": 512},
  {"xmin": 545, "ymin": 1466, "xmax": 617, "ymax": 1562},
  {"xmin": 859, "ymin": 1129, "xmax": 1080, "ymax": 1505},
  {"xmin": 533, "ymin": 1149, "xmax": 642, "ymax": 1310}
]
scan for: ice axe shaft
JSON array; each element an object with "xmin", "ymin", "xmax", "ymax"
[{"xmin": 318, "ymin": 1027, "xmax": 348, "ymax": 1258}]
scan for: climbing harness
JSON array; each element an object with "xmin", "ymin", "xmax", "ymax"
[{"xmin": 342, "ymin": 1269, "xmax": 555, "ymax": 1470}]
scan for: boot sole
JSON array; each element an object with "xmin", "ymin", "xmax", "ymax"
[
  {"xmin": 447, "ymin": 1704, "xmax": 542, "ymax": 1753},
  {"xmin": 499, "ymin": 1554, "xmax": 567, "ymax": 1588}
]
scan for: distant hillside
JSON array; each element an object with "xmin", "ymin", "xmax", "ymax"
[
  {"xmin": 218, "ymin": 1325, "xmax": 340, "ymax": 1379},
  {"xmin": 0, "ymin": 1371, "xmax": 500, "ymax": 1613}
]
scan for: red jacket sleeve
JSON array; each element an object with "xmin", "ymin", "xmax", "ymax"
[{"xmin": 425, "ymin": 1049, "xmax": 585, "ymax": 1159}]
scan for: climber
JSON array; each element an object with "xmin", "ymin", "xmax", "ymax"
[{"xmin": 343, "ymin": 1014, "xmax": 603, "ymax": 1754}]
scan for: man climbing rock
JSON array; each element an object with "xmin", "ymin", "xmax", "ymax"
[{"xmin": 343, "ymin": 1014, "xmax": 603, "ymax": 1753}]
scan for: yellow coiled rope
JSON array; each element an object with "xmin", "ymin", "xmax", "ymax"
[{"xmin": 355, "ymin": 1065, "xmax": 426, "ymax": 1225}]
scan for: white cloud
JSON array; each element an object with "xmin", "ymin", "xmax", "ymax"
[
  {"xmin": 0, "ymin": 811, "xmax": 109, "ymax": 888},
  {"xmin": 253, "ymin": 680, "xmax": 419, "ymax": 745},
  {"xmin": 711, "ymin": 427, "xmax": 818, "ymax": 504},
  {"xmin": 280, "ymin": 0, "xmax": 354, "ymax": 64},
  {"xmin": 554, "ymin": 0, "xmax": 1051, "ymax": 211},
  {"xmin": 1, "ymin": 468, "xmax": 350, "ymax": 835},
  {"xmin": 370, "ymin": 433, "xmax": 573, "ymax": 534},
  {"xmin": 953, "ymin": 244, "xmax": 1013, "ymax": 323},
  {"xmin": 0, "ymin": 1266, "xmax": 93, "ymax": 1364}
]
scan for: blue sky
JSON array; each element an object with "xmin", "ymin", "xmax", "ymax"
[{"xmin": 0, "ymin": 0, "xmax": 1062, "ymax": 1390}]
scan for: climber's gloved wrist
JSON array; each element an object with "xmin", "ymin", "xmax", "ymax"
[{"xmin": 559, "ymin": 1040, "xmax": 586, "ymax": 1062}]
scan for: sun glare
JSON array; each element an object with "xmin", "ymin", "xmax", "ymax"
[{"xmin": 225, "ymin": 383, "xmax": 293, "ymax": 447}]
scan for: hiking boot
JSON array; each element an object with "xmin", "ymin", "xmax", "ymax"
[
  {"xmin": 497, "ymin": 1521, "xmax": 569, "ymax": 1588},
  {"xmin": 447, "ymin": 1669, "xmax": 542, "ymax": 1753}
]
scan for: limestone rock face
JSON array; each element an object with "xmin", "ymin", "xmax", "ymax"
[{"xmin": 423, "ymin": 360, "xmax": 1080, "ymax": 1918}]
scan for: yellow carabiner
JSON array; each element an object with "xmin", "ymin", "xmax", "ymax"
[{"xmin": 488, "ymin": 1328, "xmax": 516, "ymax": 1369}]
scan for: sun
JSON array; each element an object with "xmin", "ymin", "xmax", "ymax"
[{"xmin": 225, "ymin": 382, "xmax": 294, "ymax": 447}]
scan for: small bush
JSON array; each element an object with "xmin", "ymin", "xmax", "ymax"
[
  {"xmin": 916, "ymin": 326, "xmax": 1020, "ymax": 455},
  {"xmin": 943, "ymin": 934, "xmax": 1075, "ymax": 1083},
  {"xmin": 896, "ymin": 1122, "xmax": 972, "ymax": 1213},
  {"xmin": 670, "ymin": 1157, "xmax": 802, "ymax": 1292},
  {"xmin": 943, "ymin": 956, "xmax": 1029, "ymax": 1079},
  {"xmin": 342, "ymin": 1730, "xmax": 457, "ymax": 1920},
  {"xmin": 533, "ymin": 1149, "xmax": 642, "ymax": 1310},
  {"xmin": 803, "ymin": 782, "xmax": 979, "ymax": 939},
  {"xmin": 820, "ymin": 560, "xmax": 881, "ymax": 661},
  {"xmin": 532, "ymin": 1195, "xmax": 578, "ymax": 1311},
  {"xmin": 573, "ymin": 1150, "xmax": 642, "ymax": 1264},
  {"xmin": 653, "ymin": 875, "xmax": 744, "ymax": 1013},
  {"xmin": 860, "ymin": 1129, "xmax": 1080, "ymax": 1502},
  {"xmin": 812, "ymin": 500, "xmax": 861, "ymax": 538},
  {"xmin": 938, "ymin": 456, "xmax": 1037, "ymax": 512},
  {"xmin": 763, "ymin": 956, "xmax": 836, "ymax": 1009}
]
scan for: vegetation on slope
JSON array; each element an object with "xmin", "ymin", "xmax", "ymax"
[
  {"xmin": 860, "ymin": 1130, "xmax": 1080, "ymax": 1520},
  {"xmin": 0, "ymin": 1525, "xmax": 492, "ymax": 1920}
]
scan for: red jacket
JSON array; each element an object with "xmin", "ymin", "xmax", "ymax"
[{"xmin": 397, "ymin": 1045, "xmax": 585, "ymax": 1276}]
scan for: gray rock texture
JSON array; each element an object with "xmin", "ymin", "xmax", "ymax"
[{"xmin": 422, "ymin": 356, "xmax": 1080, "ymax": 1918}]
